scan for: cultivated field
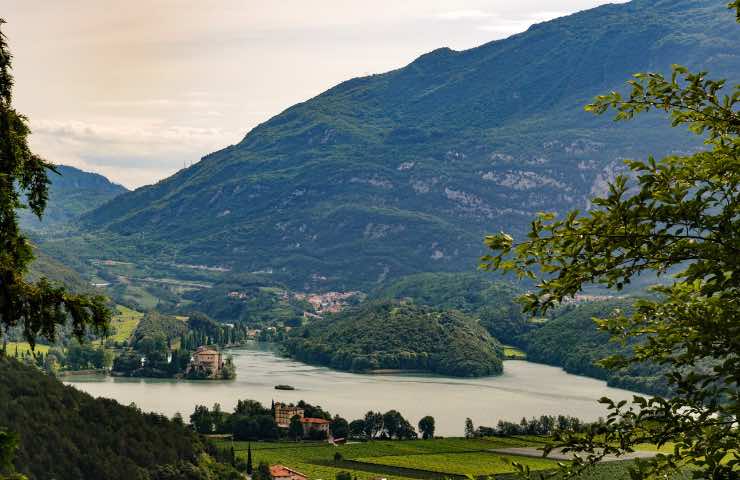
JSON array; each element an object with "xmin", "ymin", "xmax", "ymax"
[
  {"xmin": 221, "ymin": 437, "xmax": 653, "ymax": 480},
  {"xmin": 4, "ymin": 342, "xmax": 50, "ymax": 355},
  {"xmin": 109, "ymin": 305, "xmax": 144, "ymax": 342}
]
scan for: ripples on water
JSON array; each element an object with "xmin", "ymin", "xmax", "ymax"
[{"xmin": 65, "ymin": 342, "xmax": 636, "ymax": 436}]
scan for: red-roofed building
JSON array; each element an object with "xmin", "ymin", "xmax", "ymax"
[
  {"xmin": 300, "ymin": 417, "xmax": 330, "ymax": 438},
  {"xmin": 270, "ymin": 465, "xmax": 307, "ymax": 480}
]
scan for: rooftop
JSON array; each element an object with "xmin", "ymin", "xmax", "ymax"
[
  {"xmin": 194, "ymin": 349, "xmax": 220, "ymax": 356},
  {"xmin": 270, "ymin": 465, "xmax": 307, "ymax": 479},
  {"xmin": 300, "ymin": 417, "xmax": 330, "ymax": 424}
]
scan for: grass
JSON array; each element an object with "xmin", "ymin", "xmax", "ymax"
[
  {"xmin": 109, "ymin": 305, "xmax": 144, "ymax": 342},
  {"xmin": 223, "ymin": 437, "xmax": 562, "ymax": 480},
  {"xmin": 5, "ymin": 342, "xmax": 50, "ymax": 355},
  {"xmin": 633, "ymin": 442, "xmax": 675, "ymax": 453},
  {"xmin": 217, "ymin": 437, "xmax": 684, "ymax": 479},
  {"xmin": 502, "ymin": 346, "xmax": 527, "ymax": 359},
  {"xmin": 354, "ymin": 451, "xmax": 557, "ymax": 476}
]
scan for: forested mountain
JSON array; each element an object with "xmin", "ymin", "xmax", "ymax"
[
  {"xmin": 516, "ymin": 299, "xmax": 671, "ymax": 396},
  {"xmin": 76, "ymin": 0, "xmax": 740, "ymax": 289},
  {"xmin": 19, "ymin": 165, "xmax": 127, "ymax": 232},
  {"xmin": 0, "ymin": 357, "xmax": 239, "ymax": 479},
  {"xmin": 27, "ymin": 249, "xmax": 91, "ymax": 293},
  {"xmin": 284, "ymin": 301, "xmax": 504, "ymax": 377},
  {"xmin": 371, "ymin": 274, "xmax": 669, "ymax": 393}
]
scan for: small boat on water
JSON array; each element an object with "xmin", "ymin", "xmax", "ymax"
[{"xmin": 274, "ymin": 384, "xmax": 295, "ymax": 390}]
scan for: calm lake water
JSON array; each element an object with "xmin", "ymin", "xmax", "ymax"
[{"xmin": 65, "ymin": 343, "xmax": 636, "ymax": 436}]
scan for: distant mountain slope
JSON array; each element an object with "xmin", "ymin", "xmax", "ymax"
[
  {"xmin": 27, "ymin": 248, "xmax": 91, "ymax": 293},
  {"xmin": 82, "ymin": 0, "xmax": 740, "ymax": 289},
  {"xmin": 20, "ymin": 165, "xmax": 127, "ymax": 231}
]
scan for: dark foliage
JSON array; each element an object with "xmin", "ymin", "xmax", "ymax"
[
  {"xmin": 373, "ymin": 272, "xmax": 527, "ymax": 344},
  {"xmin": 130, "ymin": 311, "xmax": 187, "ymax": 351},
  {"xmin": 517, "ymin": 299, "xmax": 671, "ymax": 396},
  {"xmin": 284, "ymin": 301, "xmax": 504, "ymax": 377},
  {"xmin": 0, "ymin": 357, "xmax": 219, "ymax": 479},
  {"xmin": 190, "ymin": 400, "xmax": 280, "ymax": 441}
]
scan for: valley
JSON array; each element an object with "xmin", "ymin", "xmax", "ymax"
[{"xmin": 1, "ymin": 0, "xmax": 738, "ymax": 477}]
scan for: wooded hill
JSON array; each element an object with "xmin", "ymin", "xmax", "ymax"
[
  {"xmin": 375, "ymin": 273, "xmax": 670, "ymax": 395},
  {"xmin": 372, "ymin": 272, "xmax": 526, "ymax": 344},
  {"xmin": 284, "ymin": 301, "xmax": 504, "ymax": 377},
  {"xmin": 516, "ymin": 299, "xmax": 671, "ymax": 396},
  {"xmin": 0, "ymin": 357, "xmax": 239, "ymax": 479}
]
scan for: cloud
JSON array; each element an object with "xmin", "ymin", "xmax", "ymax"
[
  {"xmin": 434, "ymin": 10, "xmax": 495, "ymax": 21},
  {"xmin": 92, "ymin": 98, "xmax": 226, "ymax": 109},
  {"xmin": 476, "ymin": 11, "xmax": 569, "ymax": 36},
  {"xmin": 28, "ymin": 119, "xmax": 240, "ymax": 188}
]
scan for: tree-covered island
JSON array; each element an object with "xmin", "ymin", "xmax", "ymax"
[{"xmin": 283, "ymin": 301, "xmax": 504, "ymax": 377}]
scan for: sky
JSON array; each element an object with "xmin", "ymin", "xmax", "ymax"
[{"xmin": 4, "ymin": 0, "xmax": 627, "ymax": 189}]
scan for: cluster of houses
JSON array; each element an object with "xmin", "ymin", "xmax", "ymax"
[{"xmin": 293, "ymin": 291, "xmax": 361, "ymax": 315}]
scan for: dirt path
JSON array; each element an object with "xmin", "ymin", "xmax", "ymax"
[{"xmin": 490, "ymin": 447, "xmax": 658, "ymax": 462}]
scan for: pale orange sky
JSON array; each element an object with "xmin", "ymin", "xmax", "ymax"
[{"xmin": 3, "ymin": 0, "xmax": 627, "ymax": 188}]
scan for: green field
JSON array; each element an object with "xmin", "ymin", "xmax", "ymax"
[
  {"xmin": 354, "ymin": 451, "xmax": 556, "ymax": 476},
  {"xmin": 5, "ymin": 342, "xmax": 50, "ymax": 355},
  {"xmin": 221, "ymin": 437, "xmax": 560, "ymax": 480},
  {"xmin": 109, "ymin": 305, "xmax": 144, "ymax": 342},
  {"xmin": 217, "ymin": 437, "xmax": 668, "ymax": 479},
  {"xmin": 502, "ymin": 346, "xmax": 527, "ymax": 359}
]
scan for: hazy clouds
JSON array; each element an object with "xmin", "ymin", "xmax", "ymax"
[{"xmin": 3, "ymin": 0, "xmax": 626, "ymax": 188}]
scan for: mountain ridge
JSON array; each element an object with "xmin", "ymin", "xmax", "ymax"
[
  {"xmin": 79, "ymin": 0, "xmax": 740, "ymax": 289},
  {"xmin": 20, "ymin": 165, "xmax": 127, "ymax": 232}
]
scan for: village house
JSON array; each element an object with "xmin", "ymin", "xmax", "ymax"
[
  {"xmin": 269, "ymin": 465, "xmax": 307, "ymax": 480},
  {"xmin": 300, "ymin": 417, "xmax": 331, "ymax": 438},
  {"xmin": 187, "ymin": 346, "xmax": 223, "ymax": 377},
  {"xmin": 274, "ymin": 402, "xmax": 304, "ymax": 428}
]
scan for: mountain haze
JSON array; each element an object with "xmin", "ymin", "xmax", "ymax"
[
  {"xmin": 20, "ymin": 165, "xmax": 127, "ymax": 232},
  {"xmin": 83, "ymin": 0, "xmax": 740, "ymax": 289}
]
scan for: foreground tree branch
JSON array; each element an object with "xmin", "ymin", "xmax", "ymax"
[{"xmin": 482, "ymin": 5, "xmax": 739, "ymax": 479}]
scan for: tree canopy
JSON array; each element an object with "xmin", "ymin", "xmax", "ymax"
[
  {"xmin": 482, "ymin": 4, "xmax": 740, "ymax": 479},
  {"xmin": 284, "ymin": 301, "xmax": 504, "ymax": 377}
]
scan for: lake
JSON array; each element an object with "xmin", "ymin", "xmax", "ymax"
[{"xmin": 65, "ymin": 342, "xmax": 636, "ymax": 436}]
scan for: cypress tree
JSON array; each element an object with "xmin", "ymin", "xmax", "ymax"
[{"xmin": 246, "ymin": 443, "xmax": 253, "ymax": 474}]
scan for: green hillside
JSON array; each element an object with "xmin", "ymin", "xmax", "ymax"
[
  {"xmin": 284, "ymin": 301, "xmax": 504, "ymax": 377},
  {"xmin": 76, "ymin": 0, "xmax": 740, "ymax": 289},
  {"xmin": 0, "ymin": 356, "xmax": 239, "ymax": 479},
  {"xmin": 517, "ymin": 299, "xmax": 671, "ymax": 396},
  {"xmin": 372, "ymin": 272, "xmax": 526, "ymax": 344},
  {"xmin": 19, "ymin": 165, "xmax": 127, "ymax": 232},
  {"xmin": 26, "ymin": 249, "xmax": 91, "ymax": 293}
]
